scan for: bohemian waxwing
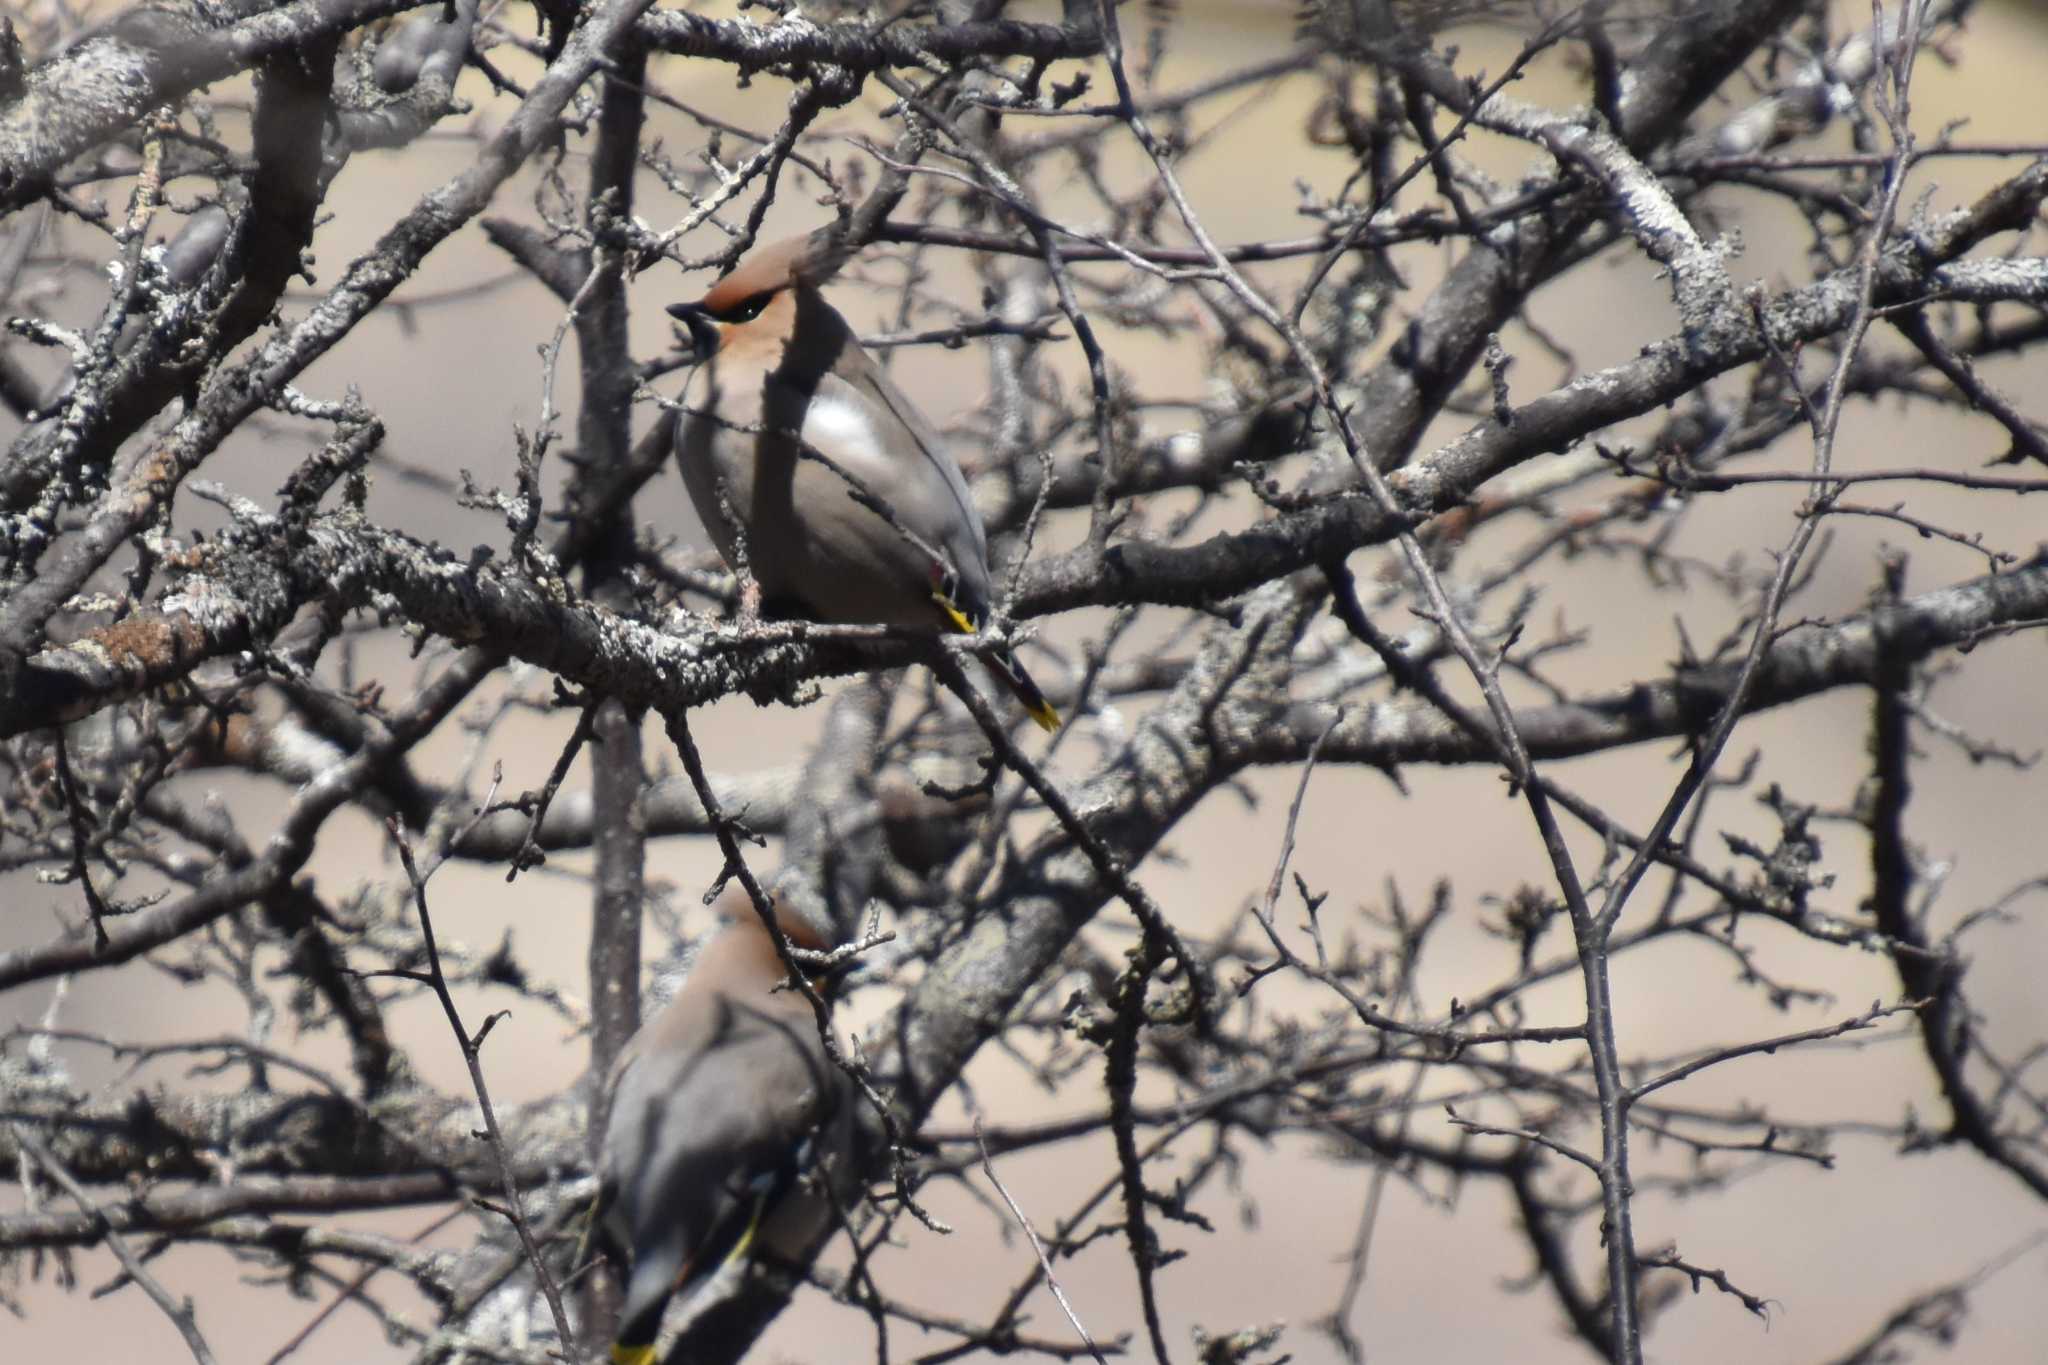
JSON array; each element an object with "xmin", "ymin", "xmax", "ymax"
[
  {"xmin": 594, "ymin": 886, "xmax": 854, "ymax": 1365},
  {"xmin": 667, "ymin": 228, "xmax": 1060, "ymax": 731}
]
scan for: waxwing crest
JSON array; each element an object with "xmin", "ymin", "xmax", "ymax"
[{"xmin": 696, "ymin": 223, "xmax": 854, "ymax": 316}]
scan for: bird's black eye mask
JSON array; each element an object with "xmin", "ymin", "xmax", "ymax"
[
  {"xmin": 713, "ymin": 291, "xmax": 774, "ymax": 323},
  {"xmin": 666, "ymin": 290, "xmax": 775, "ymax": 356}
]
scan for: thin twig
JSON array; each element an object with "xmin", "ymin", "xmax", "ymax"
[
  {"xmin": 12, "ymin": 1126, "xmax": 222, "ymax": 1365},
  {"xmin": 386, "ymin": 819, "xmax": 575, "ymax": 1350},
  {"xmin": 973, "ymin": 1119, "xmax": 1110, "ymax": 1365}
]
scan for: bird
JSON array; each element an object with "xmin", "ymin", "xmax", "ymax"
[
  {"xmin": 666, "ymin": 227, "xmax": 1060, "ymax": 731},
  {"xmin": 592, "ymin": 885, "xmax": 854, "ymax": 1365}
]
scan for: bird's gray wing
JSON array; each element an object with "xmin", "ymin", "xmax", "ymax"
[
  {"xmin": 804, "ymin": 345, "xmax": 995, "ymax": 612},
  {"xmin": 602, "ymin": 999, "xmax": 833, "ymax": 1347}
]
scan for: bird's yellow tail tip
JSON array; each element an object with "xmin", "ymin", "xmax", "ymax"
[
  {"xmin": 933, "ymin": 593, "xmax": 977, "ymax": 635},
  {"xmin": 612, "ymin": 1344, "xmax": 658, "ymax": 1365},
  {"xmin": 1027, "ymin": 699, "xmax": 1060, "ymax": 732}
]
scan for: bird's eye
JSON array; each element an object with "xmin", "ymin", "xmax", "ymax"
[{"xmin": 720, "ymin": 292, "xmax": 773, "ymax": 323}]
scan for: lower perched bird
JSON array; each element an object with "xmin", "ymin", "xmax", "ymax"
[
  {"xmin": 667, "ymin": 227, "xmax": 1060, "ymax": 730},
  {"xmin": 593, "ymin": 887, "xmax": 853, "ymax": 1365}
]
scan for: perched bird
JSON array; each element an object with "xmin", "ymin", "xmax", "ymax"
[
  {"xmin": 667, "ymin": 228, "xmax": 1060, "ymax": 731},
  {"xmin": 593, "ymin": 886, "xmax": 854, "ymax": 1365}
]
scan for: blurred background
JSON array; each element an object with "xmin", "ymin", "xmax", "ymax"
[{"xmin": 4, "ymin": 1, "xmax": 2047, "ymax": 1362}]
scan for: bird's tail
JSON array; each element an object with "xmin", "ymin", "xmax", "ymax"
[
  {"xmin": 983, "ymin": 647, "xmax": 1060, "ymax": 732},
  {"xmin": 610, "ymin": 1164, "xmax": 785, "ymax": 1365},
  {"xmin": 611, "ymin": 1313, "xmax": 662, "ymax": 1365},
  {"xmin": 586, "ymin": 1192, "xmax": 666, "ymax": 1365},
  {"xmin": 930, "ymin": 584, "xmax": 1060, "ymax": 731}
]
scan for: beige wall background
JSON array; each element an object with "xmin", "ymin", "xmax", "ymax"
[{"xmin": 4, "ymin": 2, "xmax": 2047, "ymax": 1362}]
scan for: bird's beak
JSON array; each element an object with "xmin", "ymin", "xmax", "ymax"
[{"xmin": 667, "ymin": 301, "xmax": 720, "ymax": 359}]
